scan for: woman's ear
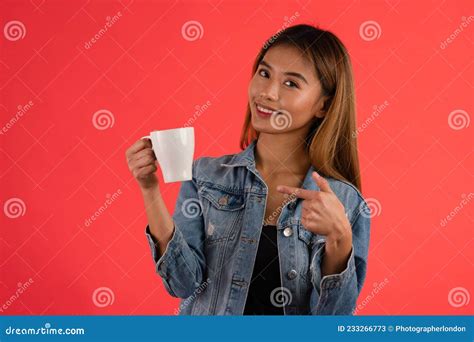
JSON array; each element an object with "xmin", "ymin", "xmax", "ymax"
[
  {"xmin": 315, "ymin": 111, "xmax": 325, "ymax": 119},
  {"xmin": 314, "ymin": 96, "xmax": 328, "ymax": 118}
]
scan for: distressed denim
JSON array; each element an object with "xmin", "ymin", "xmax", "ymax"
[{"xmin": 145, "ymin": 140, "xmax": 371, "ymax": 315}]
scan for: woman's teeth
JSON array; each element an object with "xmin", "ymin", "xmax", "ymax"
[{"xmin": 257, "ymin": 105, "xmax": 277, "ymax": 114}]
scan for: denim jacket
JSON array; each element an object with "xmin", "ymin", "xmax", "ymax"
[{"xmin": 145, "ymin": 140, "xmax": 371, "ymax": 315}]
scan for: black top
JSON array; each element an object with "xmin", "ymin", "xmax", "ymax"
[{"xmin": 243, "ymin": 224, "xmax": 284, "ymax": 315}]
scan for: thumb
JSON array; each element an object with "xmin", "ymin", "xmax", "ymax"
[{"xmin": 312, "ymin": 171, "xmax": 333, "ymax": 193}]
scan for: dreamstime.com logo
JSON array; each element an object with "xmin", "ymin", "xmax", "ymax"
[
  {"xmin": 448, "ymin": 287, "xmax": 470, "ymax": 308},
  {"xmin": 92, "ymin": 287, "xmax": 115, "ymax": 308},
  {"xmin": 359, "ymin": 198, "xmax": 379, "ymax": 219},
  {"xmin": 3, "ymin": 197, "xmax": 26, "ymax": 218},
  {"xmin": 353, "ymin": 100, "xmax": 389, "ymax": 137},
  {"xmin": 183, "ymin": 100, "xmax": 212, "ymax": 127},
  {"xmin": 353, "ymin": 278, "xmax": 390, "ymax": 315},
  {"xmin": 84, "ymin": 12, "xmax": 123, "ymax": 49},
  {"xmin": 264, "ymin": 189, "xmax": 298, "ymax": 225},
  {"xmin": 448, "ymin": 109, "xmax": 470, "ymax": 130},
  {"xmin": 440, "ymin": 16, "xmax": 474, "ymax": 50},
  {"xmin": 92, "ymin": 109, "xmax": 115, "ymax": 130},
  {"xmin": 3, "ymin": 20, "xmax": 26, "ymax": 41},
  {"xmin": 359, "ymin": 20, "xmax": 382, "ymax": 41},
  {"xmin": 181, "ymin": 198, "xmax": 203, "ymax": 219},
  {"xmin": 174, "ymin": 279, "xmax": 211, "ymax": 314},
  {"xmin": 270, "ymin": 110, "xmax": 293, "ymax": 130},
  {"xmin": 0, "ymin": 278, "xmax": 34, "ymax": 313},
  {"xmin": 0, "ymin": 100, "xmax": 35, "ymax": 136},
  {"xmin": 263, "ymin": 11, "xmax": 300, "ymax": 50},
  {"xmin": 439, "ymin": 193, "xmax": 473, "ymax": 228},
  {"xmin": 4, "ymin": 323, "xmax": 85, "ymax": 336},
  {"xmin": 181, "ymin": 20, "xmax": 204, "ymax": 41},
  {"xmin": 270, "ymin": 287, "xmax": 293, "ymax": 307},
  {"xmin": 83, "ymin": 189, "xmax": 122, "ymax": 227}
]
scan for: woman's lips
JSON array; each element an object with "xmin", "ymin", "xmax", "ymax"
[{"xmin": 255, "ymin": 103, "xmax": 274, "ymax": 117}]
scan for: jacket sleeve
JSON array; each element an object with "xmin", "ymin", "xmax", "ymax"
[
  {"xmin": 145, "ymin": 166, "xmax": 206, "ymax": 298},
  {"xmin": 309, "ymin": 199, "xmax": 371, "ymax": 315}
]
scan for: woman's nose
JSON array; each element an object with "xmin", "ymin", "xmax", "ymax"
[{"xmin": 260, "ymin": 81, "xmax": 279, "ymax": 101}]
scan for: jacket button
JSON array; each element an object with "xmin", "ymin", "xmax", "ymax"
[
  {"xmin": 218, "ymin": 196, "xmax": 228, "ymax": 205},
  {"xmin": 287, "ymin": 269, "xmax": 298, "ymax": 280},
  {"xmin": 283, "ymin": 227, "xmax": 293, "ymax": 237}
]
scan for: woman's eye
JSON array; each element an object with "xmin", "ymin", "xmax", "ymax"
[{"xmin": 258, "ymin": 69, "xmax": 298, "ymax": 88}]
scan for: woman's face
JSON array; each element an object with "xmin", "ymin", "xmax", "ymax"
[{"xmin": 248, "ymin": 44, "xmax": 326, "ymax": 135}]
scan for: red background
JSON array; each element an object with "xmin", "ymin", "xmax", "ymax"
[{"xmin": 1, "ymin": 0, "xmax": 472, "ymax": 315}]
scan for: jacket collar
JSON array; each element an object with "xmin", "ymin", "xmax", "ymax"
[
  {"xmin": 220, "ymin": 140, "xmax": 258, "ymax": 168},
  {"xmin": 220, "ymin": 139, "xmax": 318, "ymax": 191}
]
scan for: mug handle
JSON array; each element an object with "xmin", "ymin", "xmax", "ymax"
[{"xmin": 141, "ymin": 135, "xmax": 156, "ymax": 159}]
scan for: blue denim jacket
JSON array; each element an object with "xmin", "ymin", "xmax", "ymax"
[{"xmin": 145, "ymin": 140, "xmax": 371, "ymax": 315}]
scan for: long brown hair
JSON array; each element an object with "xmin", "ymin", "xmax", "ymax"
[{"xmin": 240, "ymin": 24, "xmax": 362, "ymax": 192}]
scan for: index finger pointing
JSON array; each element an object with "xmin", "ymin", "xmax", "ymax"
[{"xmin": 276, "ymin": 185, "xmax": 315, "ymax": 200}]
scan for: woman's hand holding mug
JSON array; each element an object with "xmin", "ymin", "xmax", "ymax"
[
  {"xmin": 125, "ymin": 137, "xmax": 159, "ymax": 190},
  {"xmin": 126, "ymin": 127, "xmax": 195, "ymax": 190}
]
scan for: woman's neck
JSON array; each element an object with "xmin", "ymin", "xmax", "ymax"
[{"xmin": 254, "ymin": 132, "xmax": 311, "ymax": 177}]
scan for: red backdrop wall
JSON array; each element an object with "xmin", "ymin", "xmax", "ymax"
[{"xmin": 1, "ymin": 0, "xmax": 472, "ymax": 315}]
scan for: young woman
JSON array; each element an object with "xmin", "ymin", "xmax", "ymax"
[{"xmin": 125, "ymin": 24, "xmax": 371, "ymax": 315}]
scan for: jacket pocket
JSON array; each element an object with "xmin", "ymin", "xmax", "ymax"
[
  {"xmin": 198, "ymin": 184, "xmax": 246, "ymax": 244},
  {"xmin": 200, "ymin": 185, "xmax": 246, "ymax": 211}
]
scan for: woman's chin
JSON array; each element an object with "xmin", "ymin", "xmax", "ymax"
[
  {"xmin": 251, "ymin": 118, "xmax": 269, "ymax": 132},
  {"xmin": 252, "ymin": 125, "xmax": 287, "ymax": 135}
]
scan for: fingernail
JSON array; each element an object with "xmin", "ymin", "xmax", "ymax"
[{"xmin": 313, "ymin": 171, "xmax": 320, "ymax": 178}]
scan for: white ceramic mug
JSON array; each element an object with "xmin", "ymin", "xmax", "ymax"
[{"xmin": 141, "ymin": 127, "xmax": 195, "ymax": 183}]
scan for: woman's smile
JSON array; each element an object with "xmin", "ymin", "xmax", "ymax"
[{"xmin": 255, "ymin": 103, "xmax": 279, "ymax": 118}]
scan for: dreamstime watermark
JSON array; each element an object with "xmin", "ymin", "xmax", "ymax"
[
  {"xmin": 84, "ymin": 12, "xmax": 123, "ymax": 50},
  {"xmin": 270, "ymin": 287, "xmax": 293, "ymax": 307},
  {"xmin": 440, "ymin": 16, "xmax": 474, "ymax": 50},
  {"xmin": 352, "ymin": 100, "xmax": 389, "ymax": 138},
  {"xmin": 0, "ymin": 100, "xmax": 34, "ymax": 135},
  {"xmin": 183, "ymin": 100, "xmax": 212, "ymax": 127},
  {"xmin": 263, "ymin": 12, "xmax": 300, "ymax": 49},
  {"xmin": 359, "ymin": 198, "xmax": 379, "ymax": 219},
  {"xmin": 439, "ymin": 193, "xmax": 473, "ymax": 228},
  {"xmin": 0, "ymin": 278, "xmax": 34, "ymax": 313},
  {"xmin": 448, "ymin": 287, "xmax": 470, "ymax": 308},
  {"xmin": 3, "ymin": 197, "xmax": 26, "ymax": 219},
  {"xmin": 181, "ymin": 198, "xmax": 203, "ymax": 219},
  {"xmin": 181, "ymin": 20, "xmax": 204, "ymax": 42},
  {"xmin": 353, "ymin": 277, "xmax": 389, "ymax": 315},
  {"xmin": 174, "ymin": 279, "xmax": 211, "ymax": 314},
  {"xmin": 270, "ymin": 109, "xmax": 293, "ymax": 130},
  {"xmin": 263, "ymin": 189, "xmax": 298, "ymax": 225},
  {"xmin": 4, "ymin": 323, "xmax": 85, "ymax": 336},
  {"xmin": 359, "ymin": 20, "xmax": 382, "ymax": 41},
  {"xmin": 3, "ymin": 20, "xmax": 26, "ymax": 41},
  {"xmin": 83, "ymin": 189, "xmax": 122, "ymax": 227},
  {"xmin": 448, "ymin": 109, "xmax": 470, "ymax": 130},
  {"xmin": 92, "ymin": 109, "xmax": 115, "ymax": 130},
  {"xmin": 92, "ymin": 287, "xmax": 115, "ymax": 307}
]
